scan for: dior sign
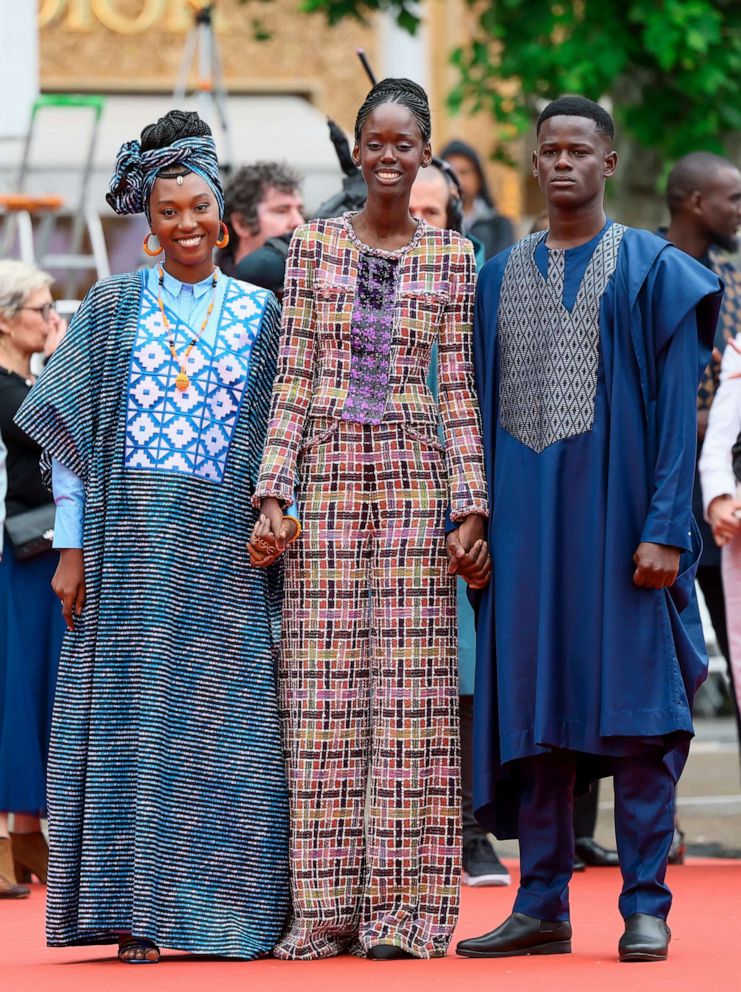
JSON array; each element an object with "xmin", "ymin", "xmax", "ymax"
[{"xmin": 38, "ymin": 0, "xmax": 199, "ymax": 33}]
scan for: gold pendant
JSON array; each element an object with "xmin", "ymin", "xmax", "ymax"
[{"xmin": 175, "ymin": 371, "xmax": 190, "ymax": 392}]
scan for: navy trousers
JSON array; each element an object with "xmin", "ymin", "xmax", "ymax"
[{"xmin": 512, "ymin": 750, "xmax": 676, "ymax": 922}]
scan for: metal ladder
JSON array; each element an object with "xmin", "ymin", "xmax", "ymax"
[{"xmin": 0, "ymin": 94, "xmax": 110, "ymax": 292}]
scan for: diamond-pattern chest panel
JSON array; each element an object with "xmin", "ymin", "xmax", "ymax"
[
  {"xmin": 497, "ymin": 224, "xmax": 625, "ymax": 453},
  {"xmin": 124, "ymin": 279, "xmax": 268, "ymax": 483}
]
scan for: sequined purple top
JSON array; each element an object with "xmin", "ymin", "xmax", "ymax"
[
  {"xmin": 341, "ymin": 251, "xmax": 398, "ymax": 424},
  {"xmin": 340, "ymin": 214, "xmax": 427, "ymax": 424}
]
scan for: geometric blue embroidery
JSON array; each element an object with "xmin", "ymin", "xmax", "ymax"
[{"xmin": 124, "ymin": 277, "xmax": 269, "ymax": 483}]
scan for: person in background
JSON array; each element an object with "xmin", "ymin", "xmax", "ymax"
[
  {"xmin": 15, "ymin": 110, "xmax": 291, "ymax": 963},
  {"xmin": 440, "ymin": 140, "xmax": 515, "ymax": 260},
  {"xmin": 219, "ymin": 161, "xmax": 304, "ymax": 278},
  {"xmin": 410, "ymin": 160, "xmax": 510, "ymax": 888},
  {"xmin": 0, "ymin": 260, "xmax": 66, "ymax": 899},
  {"xmin": 665, "ymin": 153, "xmax": 741, "ymax": 776},
  {"xmin": 700, "ymin": 335, "xmax": 741, "ymax": 745},
  {"xmin": 408, "ymin": 161, "xmax": 462, "ymax": 230}
]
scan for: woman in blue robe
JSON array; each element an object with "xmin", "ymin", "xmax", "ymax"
[{"xmin": 15, "ymin": 111, "xmax": 289, "ymax": 962}]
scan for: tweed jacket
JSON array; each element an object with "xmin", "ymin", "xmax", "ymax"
[
  {"xmin": 255, "ymin": 213, "xmax": 488, "ymax": 521},
  {"xmin": 697, "ymin": 251, "xmax": 741, "ymax": 412}
]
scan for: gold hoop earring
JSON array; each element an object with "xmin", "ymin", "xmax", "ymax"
[
  {"xmin": 215, "ymin": 222, "xmax": 230, "ymax": 250},
  {"xmin": 143, "ymin": 233, "xmax": 163, "ymax": 257}
]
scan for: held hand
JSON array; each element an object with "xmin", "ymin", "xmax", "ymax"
[
  {"xmin": 447, "ymin": 513, "xmax": 486, "ymax": 570},
  {"xmin": 446, "ymin": 514, "xmax": 491, "ymax": 588},
  {"xmin": 248, "ymin": 506, "xmax": 298, "ymax": 568},
  {"xmin": 459, "ymin": 536, "xmax": 492, "ymax": 589},
  {"xmin": 248, "ymin": 513, "xmax": 280, "ymax": 567},
  {"xmin": 261, "ymin": 496, "xmax": 294, "ymax": 551},
  {"xmin": 707, "ymin": 495, "xmax": 741, "ymax": 547},
  {"xmin": 51, "ymin": 548, "xmax": 86, "ymax": 631},
  {"xmin": 632, "ymin": 542, "xmax": 681, "ymax": 589}
]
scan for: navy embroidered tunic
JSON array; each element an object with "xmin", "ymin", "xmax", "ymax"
[{"xmin": 470, "ymin": 226, "xmax": 723, "ymax": 838}]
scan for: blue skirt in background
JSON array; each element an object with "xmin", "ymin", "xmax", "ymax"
[{"xmin": 0, "ymin": 540, "xmax": 63, "ymax": 813}]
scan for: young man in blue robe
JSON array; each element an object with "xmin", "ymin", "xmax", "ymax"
[{"xmin": 455, "ymin": 97, "xmax": 723, "ymax": 963}]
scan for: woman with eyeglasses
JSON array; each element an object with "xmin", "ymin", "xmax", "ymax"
[{"xmin": 0, "ymin": 259, "xmax": 66, "ymax": 899}]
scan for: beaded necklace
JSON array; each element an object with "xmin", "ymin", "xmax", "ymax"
[{"xmin": 157, "ymin": 265, "xmax": 219, "ymax": 392}]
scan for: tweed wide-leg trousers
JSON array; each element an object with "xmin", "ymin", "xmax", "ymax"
[{"xmin": 274, "ymin": 420, "xmax": 460, "ymax": 960}]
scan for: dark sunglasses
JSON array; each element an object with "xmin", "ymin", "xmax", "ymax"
[{"xmin": 21, "ymin": 302, "xmax": 56, "ymax": 321}]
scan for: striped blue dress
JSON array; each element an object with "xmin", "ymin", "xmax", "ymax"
[{"xmin": 15, "ymin": 270, "xmax": 289, "ymax": 957}]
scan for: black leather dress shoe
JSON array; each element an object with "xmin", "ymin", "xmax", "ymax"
[
  {"xmin": 456, "ymin": 912, "xmax": 572, "ymax": 958},
  {"xmin": 618, "ymin": 913, "xmax": 670, "ymax": 962},
  {"xmin": 574, "ymin": 837, "xmax": 620, "ymax": 867},
  {"xmin": 367, "ymin": 944, "xmax": 414, "ymax": 960}
]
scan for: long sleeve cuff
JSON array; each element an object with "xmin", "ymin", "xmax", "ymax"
[
  {"xmin": 639, "ymin": 517, "xmax": 693, "ymax": 552},
  {"xmin": 445, "ymin": 504, "xmax": 488, "ymax": 532},
  {"xmin": 449, "ymin": 500, "xmax": 489, "ymax": 523},
  {"xmin": 252, "ymin": 483, "xmax": 295, "ymax": 510},
  {"xmin": 52, "ymin": 457, "xmax": 85, "ymax": 549}
]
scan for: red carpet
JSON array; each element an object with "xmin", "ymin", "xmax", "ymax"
[{"xmin": 1, "ymin": 860, "xmax": 739, "ymax": 992}]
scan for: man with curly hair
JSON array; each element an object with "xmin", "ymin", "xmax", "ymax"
[{"xmin": 220, "ymin": 161, "xmax": 304, "ymax": 276}]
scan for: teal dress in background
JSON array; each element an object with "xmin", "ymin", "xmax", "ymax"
[{"xmin": 428, "ymin": 232, "xmax": 485, "ymax": 695}]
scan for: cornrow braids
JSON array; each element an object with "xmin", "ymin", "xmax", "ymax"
[{"xmin": 354, "ymin": 78, "xmax": 432, "ymax": 144}]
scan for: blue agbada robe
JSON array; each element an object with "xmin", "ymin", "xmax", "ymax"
[
  {"xmin": 14, "ymin": 271, "xmax": 290, "ymax": 956},
  {"xmin": 471, "ymin": 226, "xmax": 723, "ymax": 839}
]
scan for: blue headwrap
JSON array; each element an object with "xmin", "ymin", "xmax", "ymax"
[{"xmin": 106, "ymin": 134, "xmax": 224, "ymax": 221}]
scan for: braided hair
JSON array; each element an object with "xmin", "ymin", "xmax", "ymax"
[
  {"xmin": 140, "ymin": 109, "xmax": 212, "ymax": 154},
  {"xmin": 354, "ymin": 78, "xmax": 432, "ymax": 144},
  {"xmin": 107, "ymin": 110, "xmax": 224, "ymax": 221}
]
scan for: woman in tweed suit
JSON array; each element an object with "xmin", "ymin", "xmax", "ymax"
[{"xmin": 251, "ymin": 79, "xmax": 489, "ymax": 960}]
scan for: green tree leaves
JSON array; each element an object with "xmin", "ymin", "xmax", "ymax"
[{"xmin": 295, "ymin": 0, "xmax": 740, "ymax": 163}]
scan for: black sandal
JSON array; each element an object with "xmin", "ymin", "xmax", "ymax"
[{"xmin": 117, "ymin": 936, "xmax": 161, "ymax": 964}]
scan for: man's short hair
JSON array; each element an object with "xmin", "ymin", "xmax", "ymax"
[
  {"xmin": 223, "ymin": 161, "xmax": 302, "ymax": 235},
  {"xmin": 666, "ymin": 151, "xmax": 738, "ymax": 214},
  {"xmin": 536, "ymin": 96, "xmax": 615, "ymax": 142}
]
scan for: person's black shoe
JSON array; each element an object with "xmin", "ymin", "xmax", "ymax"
[
  {"xmin": 367, "ymin": 944, "xmax": 414, "ymax": 960},
  {"xmin": 618, "ymin": 914, "xmax": 670, "ymax": 962},
  {"xmin": 574, "ymin": 837, "xmax": 620, "ymax": 867},
  {"xmin": 456, "ymin": 912, "xmax": 572, "ymax": 958},
  {"xmin": 572, "ymin": 855, "xmax": 586, "ymax": 872},
  {"xmin": 462, "ymin": 836, "xmax": 512, "ymax": 887}
]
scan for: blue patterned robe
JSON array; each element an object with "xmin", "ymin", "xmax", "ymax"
[
  {"xmin": 15, "ymin": 271, "xmax": 289, "ymax": 957},
  {"xmin": 470, "ymin": 228, "xmax": 723, "ymax": 838}
]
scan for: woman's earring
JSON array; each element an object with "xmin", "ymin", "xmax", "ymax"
[
  {"xmin": 215, "ymin": 222, "xmax": 230, "ymax": 249},
  {"xmin": 143, "ymin": 232, "xmax": 163, "ymax": 257}
]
